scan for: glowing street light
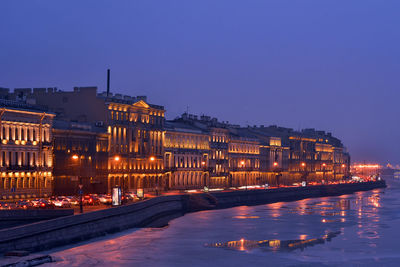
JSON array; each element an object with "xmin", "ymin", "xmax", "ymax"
[
  {"xmin": 71, "ymin": 154, "xmax": 83, "ymax": 213},
  {"xmin": 301, "ymin": 162, "xmax": 307, "ymax": 186},
  {"xmin": 273, "ymin": 162, "xmax": 278, "ymax": 167},
  {"xmin": 114, "ymin": 156, "xmax": 120, "ymax": 161},
  {"xmin": 240, "ymin": 161, "xmax": 247, "ymax": 190},
  {"xmin": 149, "ymin": 156, "xmax": 156, "ymax": 162}
]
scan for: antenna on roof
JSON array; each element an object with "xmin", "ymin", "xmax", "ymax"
[{"xmin": 106, "ymin": 69, "xmax": 110, "ymax": 97}]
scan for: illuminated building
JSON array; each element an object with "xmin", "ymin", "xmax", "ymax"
[
  {"xmin": 169, "ymin": 114, "xmax": 232, "ymax": 188},
  {"xmin": 5, "ymin": 86, "xmax": 352, "ymax": 193},
  {"xmin": 351, "ymin": 163, "xmax": 381, "ymax": 178},
  {"xmin": 16, "ymin": 87, "xmax": 165, "ymax": 193},
  {"xmin": 208, "ymin": 127, "xmax": 230, "ymax": 188},
  {"xmin": 0, "ymin": 99, "xmax": 54, "ymax": 199},
  {"xmin": 228, "ymin": 129, "xmax": 260, "ymax": 188},
  {"xmin": 52, "ymin": 120, "xmax": 108, "ymax": 195},
  {"xmin": 164, "ymin": 121, "xmax": 210, "ymax": 190},
  {"xmin": 247, "ymin": 126, "xmax": 350, "ymax": 185},
  {"xmin": 104, "ymin": 98, "xmax": 165, "ymax": 193},
  {"xmin": 166, "ymin": 114, "xmax": 351, "ymax": 188}
]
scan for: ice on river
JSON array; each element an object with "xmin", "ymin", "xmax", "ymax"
[{"xmin": 35, "ymin": 179, "xmax": 400, "ymax": 266}]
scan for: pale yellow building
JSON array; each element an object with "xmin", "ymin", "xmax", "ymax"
[{"xmin": 0, "ymin": 101, "xmax": 54, "ymax": 199}]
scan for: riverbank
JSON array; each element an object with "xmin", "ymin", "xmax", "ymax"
[{"xmin": 0, "ymin": 180, "xmax": 386, "ymax": 257}]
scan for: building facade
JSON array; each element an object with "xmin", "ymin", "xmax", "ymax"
[
  {"xmin": 164, "ymin": 121, "xmax": 210, "ymax": 190},
  {"xmin": 13, "ymin": 87, "xmax": 165, "ymax": 194},
  {"xmin": 52, "ymin": 121, "xmax": 108, "ymax": 195},
  {"xmin": 0, "ymin": 100, "xmax": 54, "ymax": 199},
  {"xmin": 1, "ymin": 87, "xmax": 351, "ymax": 195}
]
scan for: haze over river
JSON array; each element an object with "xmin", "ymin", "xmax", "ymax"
[{"xmin": 44, "ymin": 179, "xmax": 400, "ymax": 266}]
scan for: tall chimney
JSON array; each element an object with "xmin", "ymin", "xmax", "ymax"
[{"xmin": 107, "ymin": 69, "xmax": 110, "ymax": 97}]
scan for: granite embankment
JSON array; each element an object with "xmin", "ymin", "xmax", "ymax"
[
  {"xmin": 0, "ymin": 209, "xmax": 73, "ymax": 230},
  {"xmin": 0, "ymin": 181, "xmax": 386, "ymax": 254}
]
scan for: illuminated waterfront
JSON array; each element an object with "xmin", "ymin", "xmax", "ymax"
[{"xmin": 42, "ymin": 179, "xmax": 400, "ymax": 266}]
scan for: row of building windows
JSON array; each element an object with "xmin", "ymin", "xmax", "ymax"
[
  {"xmin": 110, "ymin": 111, "xmax": 164, "ymax": 125},
  {"xmin": 110, "ymin": 161, "xmax": 163, "ymax": 171},
  {"xmin": 170, "ymin": 171, "xmax": 204, "ymax": 187},
  {"xmin": 211, "ymin": 134, "xmax": 228, "ymax": 143},
  {"xmin": 229, "ymin": 143, "xmax": 259, "ymax": 154},
  {"xmin": 0, "ymin": 177, "xmax": 51, "ymax": 190},
  {"xmin": 0, "ymin": 151, "xmax": 51, "ymax": 167},
  {"xmin": 164, "ymin": 133, "xmax": 209, "ymax": 150},
  {"xmin": 1, "ymin": 125, "xmax": 50, "ymax": 142},
  {"xmin": 172, "ymin": 155, "xmax": 206, "ymax": 169}
]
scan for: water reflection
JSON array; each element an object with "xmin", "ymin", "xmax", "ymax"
[
  {"xmin": 205, "ymin": 231, "xmax": 341, "ymax": 252},
  {"xmin": 232, "ymin": 215, "xmax": 260, "ymax": 219},
  {"xmin": 219, "ymin": 187, "xmax": 383, "ymax": 254}
]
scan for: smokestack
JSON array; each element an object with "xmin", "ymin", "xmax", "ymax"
[{"xmin": 107, "ymin": 69, "xmax": 110, "ymax": 97}]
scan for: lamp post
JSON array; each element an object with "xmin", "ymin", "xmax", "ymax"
[
  {"xmin": 201, "ymin": 161, "xmax": 207, "ymax": 190},
  {"xmin": 240, "ymin": 160, "xmax": 247, "ymax": 190},
  {"xmin": 322, "ymin": 163, "xmax": 327, "ymax": 184},
  {"xmin": 114, "ymin": 155, "xmax": 121, "ymax": 190},
  {"xmin": 149, "ymin": 156, "xmax": 157, "ymax": 195},
  {"xmin": 72, "ymin": 154, "xmax": 83, "ymax": 214},
  {"xmin": 341, "ymin": 164, "xmax": 346, "ymax": 181},
  {"xmin": 301, "ymin": 162, "xmax": 307, "ymax": 186},
  {"xmin": 273, "ymin": 162, "xmax": 281, "ymax": 187}
]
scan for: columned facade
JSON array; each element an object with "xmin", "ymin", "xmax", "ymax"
[
  {"xmin": 106, "ymin": 100, "xmax": 165, "ymax": 193},
  {"xmin": 164, "ymin": 123, "xmax": 210, "ymax": 190},
  {"xmin": 0, "ymin": 104, "xmax": 54, "ymax": 199}
]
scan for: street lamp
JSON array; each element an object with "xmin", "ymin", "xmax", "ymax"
[
  {"xmin": 113, "ymin": 155, "xmax": 126, "ymax": 199},
  {"xmin": 273, "ymin": 162, "xmax": 281, "ymax": 187},
  {"xmin": 341, "ymin": 164, "xmax": 346, "ymax": 181},
  {"xmin": 149, "ymin": 156, "xmax": 158, "ymax": 194},
  {"xmin": 322, "ymin": 163, "xmax": 327, "ymax": 184},
  {"xmin": 201, "ymin": 161, "xmax": 208, "ymax": 190},
  {"xmin": 72, "ymin": 154, "xmax": 83, "ymax": 213},
  {"xmin": 301, "ymin": 162, "xmax": 307, "ymax": 186},
  {"xmin": 240, "ymin": 161, "xmax": 247, "ymax": 190}
]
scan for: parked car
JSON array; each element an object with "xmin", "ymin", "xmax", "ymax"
[
  {"xmin": 65, "ymin": 196, "xmax": 80, "ymax": 206},
  {"xmin": 53, "ymin": 198, "xmax": 72, "ymax": 208},
  {"xmin": 98, "ymin": 194, "xmax": 112, "ymax": 205},
  {"xmin": 82, "ymin": 195, "xmax": 100, "ymax": 205},
  {"xmin": 16, "ymin": 200, "xmax": 33, "ymax": 209},
  {"xmin": 32, "ymin": 199, "xmax": 55, "ymax": 209}
]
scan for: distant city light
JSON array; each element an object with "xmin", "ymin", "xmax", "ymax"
[{"xmin": 353, "ymin": 164, "xmax": 380, "ymax": 169}]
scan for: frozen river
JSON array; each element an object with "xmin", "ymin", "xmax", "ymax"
[{"xmin": 43, "ymin": 179, "xmax": 400, "ymax": 266}]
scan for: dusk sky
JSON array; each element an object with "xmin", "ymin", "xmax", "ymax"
[{"xmin": 1, "ymin": 1, "xmax": 399, "ymax": 165}]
